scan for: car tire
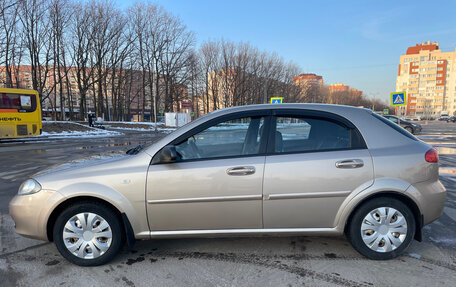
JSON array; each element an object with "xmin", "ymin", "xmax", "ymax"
[
  {"xmin": 53, "ymin": 202, "xmax": 125, "ymax": 266},
  {"xmin": 405, "ymin": 126, "xmax": 414, "ymax": 134},
  {"xmin": 346, "ymin": 197, "xmax": 415, "ymax": 260}
]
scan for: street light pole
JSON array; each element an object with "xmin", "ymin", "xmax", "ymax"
[{"xmin": 153, "ymin": 68, "xmax": 158, "ymax": 134}]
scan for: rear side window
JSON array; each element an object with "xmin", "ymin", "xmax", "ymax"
[
  {"xmin": 372, "ymin": 113, "xmax": 417, "ymax": 141},
  {"xmin": 0, "ymin": 93, "xmax": 36, "ymax": 112},
  {"xmin": 274, "ymin": 116, "xmax": 365, "ymax": 153}
]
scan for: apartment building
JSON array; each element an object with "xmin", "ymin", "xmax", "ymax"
[
  {"xmin": 291, "ymin": 73, "xmax": 323, "ymax": 102},
  {"xmin": 292, "ymin": 73, "xmax": 323, "ymax": 88},
  {"xmin": 328, "ymin": 83, "xmax": 350, "ymax": 93},
  {"xmin": 396, "ymin": 41, "xmax": 456, "ymax": 118},
  {"xmin": 0, "ymin": 65, "xmax": 170, "ymax": 120}
]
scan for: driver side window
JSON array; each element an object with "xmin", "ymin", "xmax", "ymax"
[{"xmin": 175, "ymin": 116, "xmax": 265, "ymax": 161}]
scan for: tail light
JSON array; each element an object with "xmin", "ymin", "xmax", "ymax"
[{"xmin": 425, "ymin": 148, "xmax": 438, "ymax": 163}]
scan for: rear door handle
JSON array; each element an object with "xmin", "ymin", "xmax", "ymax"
[
  {"xmin": 226, "ymin": 166, "xmax": 256, "ymax": 176},
  {"xmin": 335, "ymin": 159, "xmax": 364, "ymax": 169}
]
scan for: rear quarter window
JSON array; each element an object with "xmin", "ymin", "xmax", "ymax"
[{"xmin": 372, "ymin": 113, "xmax": 418, "ymax": 141}]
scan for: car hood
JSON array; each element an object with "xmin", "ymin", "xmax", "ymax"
[
  {"xmin": 32, "ymin": 152, "xmax": 152, "ymax": 190},
  {"xmin": 34, "ymin": 154, "xmax": 126, "ymax": 177}
]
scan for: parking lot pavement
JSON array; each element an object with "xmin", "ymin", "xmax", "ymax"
[{"xmin": 1, "ymin": 122, "xmax": 456, "ymax": 286}]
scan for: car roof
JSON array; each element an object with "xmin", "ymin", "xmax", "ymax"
[{"xmin": 208, "ymin": 103, "xmax": 372, "ymax": 116}]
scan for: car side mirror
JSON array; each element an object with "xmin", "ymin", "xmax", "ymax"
[{"xmin": 152, "ymin": 145, "xmax": 179, "ymax": 164}]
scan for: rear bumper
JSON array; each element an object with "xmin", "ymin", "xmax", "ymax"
[{"xmin": 405, "ymin": 180, "xmax": 446, "ymax": 226}]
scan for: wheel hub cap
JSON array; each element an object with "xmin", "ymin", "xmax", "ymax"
[
  {"xmin": 62, "ymin": 212, "xmax": 112, "ymax": 259},
  {"xmin": 83, "ymin": 231, "xmax": 94, "ymax": 241},
  {"xmin": 378, "ymin": 225, "xmax": 388, "ymax": 235},
  {"xmin": 360, "ymin": 207, "xmax": 408, "ymax": 253}
]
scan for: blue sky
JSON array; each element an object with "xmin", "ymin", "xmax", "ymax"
[{"xmin": 115, "ymin": 0, "xmax": 456, "ymax": 102}]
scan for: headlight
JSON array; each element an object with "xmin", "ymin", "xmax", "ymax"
[{"xmin": 18, "ymin": 179, "xmax": 42, "ymax": 195}]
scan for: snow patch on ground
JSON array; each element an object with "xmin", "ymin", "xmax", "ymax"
[
  {"xmin": 38, "ymin": 129, "xmax": 123, "ymax": 139},
  {"xmin": 428, "ymin": 236, "xmax": 456, "ymax": 247},
  {"xmin": 408, "ymin": 253, "xmax": 422, "ymax": 259},
  {"xmin": 108, "ymin": 126, "xmax": 175, "ymax": 133}
]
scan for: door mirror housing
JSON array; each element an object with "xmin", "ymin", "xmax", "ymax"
[{"xmin": 152, "ymin": 145, "xmax": 179, "ymax": 164}]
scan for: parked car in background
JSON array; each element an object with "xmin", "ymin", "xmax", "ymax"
[
  {"xmin": 447, "ymin": 116, "xmax": 456, "ymax": 123},
  {"xmin": 9, "ymin": 104, "xmax": 445, "ymax": 266},
  {"xmin": 383, "ymin": 115, "xmax": 422, "ymax": 134},
  {"xmin": 405, "ymin": 115, "xmax": 421, "ymax": 121},
  {"xmin": 439, "ymin": 115, "xmax": 450, "ymax": 121}
]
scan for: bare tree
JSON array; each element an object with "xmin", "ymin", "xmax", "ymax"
[
  {"xmin": 199, "ymin": 41, "xmax": 220, "ymax": 113},
  {"xmin": 19, "ymin": 0, "xmax": 53, "ymax": 106},
  {"xmin": 0, "ymin": 0, "xmax": 24, "ymax": 88},
  {"xmin": 49, "ymin": 0, "xmax": 71, "ymax": 119},
  {"xmin": 70, "ymin": 1, "xmax": 96, "ymax": 119},
  {"xmin": 159, "ymin": 14, "xmax": 194, "ymax": 112},
  {"xmin": 89, "ymin": 0, "xmax": 124, "ymax": 119}
]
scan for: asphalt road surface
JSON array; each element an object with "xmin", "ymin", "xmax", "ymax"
[{"xmin": 1, "ymin": 123, "xmax": 455, "ymax": 286}]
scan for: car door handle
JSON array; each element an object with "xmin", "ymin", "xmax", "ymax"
[
  {"xmin": 226, "ymin": 166, "xmax": 256, "ymax": 176},
  {"xmin": 335, "ymin": 159, "xmax": 364, "ymax": 169}
]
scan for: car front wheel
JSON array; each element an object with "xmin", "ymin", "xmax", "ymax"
[
  {"xmin": 347, "ymin": 197, "xmax": 415, "ymax": 260},
  {"xmin": 405, "ymin": 126, "xmax": 414, "ymax": 134},
  {"xmin": 53, "ymin": 202, "xmax": 124, "ymax": 266}
]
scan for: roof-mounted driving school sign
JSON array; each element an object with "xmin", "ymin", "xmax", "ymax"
[
  {"xmin": 391, "ymin": 91, "xmax": 407, "ymax": 107},
  {"xmin": 270, "ymin": 97, "xmax": 283, "ymax": 104}
]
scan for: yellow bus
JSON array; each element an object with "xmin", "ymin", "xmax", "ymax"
[{"xmin": 0, "ymin": 88, "xmax": 42, "ymax": 139}]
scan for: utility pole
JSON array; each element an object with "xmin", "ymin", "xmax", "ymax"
[
  {"xmin": 153, "ymin": 69, "xmax": 158, "ymax": 134},
  {"xmin": 263, "ymin": 81, "xmax": 268, "ymax": 104}
]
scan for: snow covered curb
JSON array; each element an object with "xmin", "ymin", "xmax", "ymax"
[{"xmin": 104, "ymin": 121, "xmax": 163, "ymax": 126}]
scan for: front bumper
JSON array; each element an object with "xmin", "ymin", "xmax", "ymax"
[{"xmin": 9, "ymin": 189, "xmax": 64, "ymax": 241}]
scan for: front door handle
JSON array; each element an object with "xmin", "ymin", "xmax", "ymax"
[
  {"xmin": 226, "ymin": 166, "xmax": 256, "ymax": 176},
  {"xmin": 335, "ymin": 159, "xmax": 364, "ymax": 169}
]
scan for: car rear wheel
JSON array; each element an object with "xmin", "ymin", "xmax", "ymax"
[
  {"xmin": 347, "ymin": 197, "xmax": 415, "ymax": 260},
  {"xmin": 53, "ymin": 202, "xmax": 124, "ymax": 266}
]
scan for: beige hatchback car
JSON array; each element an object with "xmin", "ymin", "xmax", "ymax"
[{"xmin": 10, "ymin": 104, "xmax": 446, "ymax": 266}]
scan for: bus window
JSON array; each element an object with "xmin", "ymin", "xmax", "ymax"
[{"xmin": 0, "ymin": 93, "xmax": 36, "ymax": 112}]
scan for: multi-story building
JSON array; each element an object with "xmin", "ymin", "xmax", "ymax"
[
  {"xmin": 396, "ymin": 41, "xmax": 456, "ymax": 118},
  {"xmin": 292, "ymin": 73, "xmax": 323, "ymax": 88},
  {"xmin": 292, "ymin": 73, "xmax": 323, "ymax": 102},
  {"xmin": 328, "ymin": 83, "xmax": 350, "ymax": 93},
  {"xmin": 326, "ymin": 83, "xmax": 363, "ymax": 105},
  {"xmin": 0, "ymin": 65, "xmax": 186, "ymax": 121}
]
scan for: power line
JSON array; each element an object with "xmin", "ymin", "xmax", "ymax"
[{"xmin": 311, "ymin": 63, "xmax": 397, "ymax": 72}]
